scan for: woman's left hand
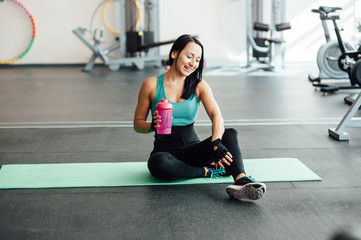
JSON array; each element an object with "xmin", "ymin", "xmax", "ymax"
[{"xmin": 212, "ymin": 139, "xmax": 233, "ymax": 169}]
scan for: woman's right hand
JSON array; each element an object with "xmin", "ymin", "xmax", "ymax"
[{"xmin": 152, "ymin": 110, "xmax": 161, "ymax": 130}]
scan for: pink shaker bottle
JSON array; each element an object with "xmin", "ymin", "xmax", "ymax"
[{"xmin": 155, "ymin": 99, "xmax": 173, "ymax": 134}]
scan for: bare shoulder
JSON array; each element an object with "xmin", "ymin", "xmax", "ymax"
[
  {"xmin": 197, "ymin": 79, "xmax": 212, "ymax": 98},
  {"xmin": 138, "ymin": 75, "xmax": 158, "ymax": 103},
  {"xmin": 142, "ymin": 75, "xmax": 157, "ymax": 88},
  {"xmin": 139, "ymin": 75, "xmax": 157, "ymax": 95}
]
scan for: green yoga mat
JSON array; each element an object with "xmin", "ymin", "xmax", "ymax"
[{"xmin": 0, "ymin": 158, "xmax": 321, "ymax": 189}]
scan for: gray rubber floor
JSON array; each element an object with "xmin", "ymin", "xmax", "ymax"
[{"xmin": 1, "ymin": 64, "xmax": 361, "ymax": 240}]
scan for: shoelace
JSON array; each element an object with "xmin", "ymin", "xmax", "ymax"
[
  {"xmin": 207, "ymin": 167, "xmax": 227, "ymax": 178},
  {"xmin": 248, "ymin": 176, "xmax": 256, "ymax": 181}
]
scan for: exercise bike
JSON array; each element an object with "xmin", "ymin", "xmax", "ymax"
[{"xmin": 309, "ymin": 6, "xmax": 361, "ymax": 94}]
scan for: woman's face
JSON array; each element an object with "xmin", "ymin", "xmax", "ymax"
[{"xmin": 171, "ymin": 41, "xmax": 202, "ymax": 77}]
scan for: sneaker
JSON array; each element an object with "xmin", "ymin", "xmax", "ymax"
[
  {"xmin": 205, "ymin": 166, "xmax": 229, "ymax": 178},
  {"xmin": 226, "ymin": 176, "xmax": 266, "ymax": 200}
]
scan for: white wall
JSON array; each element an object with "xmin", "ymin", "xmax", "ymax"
[
  {"xmin": 0, "ymin": 0, "xmax": 357, "ymax": 66},
  {"xmin": 158, "ymin": 0, "xmax": 245, "ymax": 66}
]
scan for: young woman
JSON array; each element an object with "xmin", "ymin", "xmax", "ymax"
[{"xmin": 133, "ymin": 34, "xmax": 266, "ymax": 200}]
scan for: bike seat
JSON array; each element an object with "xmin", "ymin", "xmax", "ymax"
[{"xmin": 319, "ymin": 6, "xmax": 342, "ymax": 14}]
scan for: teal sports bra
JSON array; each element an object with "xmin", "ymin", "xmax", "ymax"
[{"xmin": 151, "ymin": 73, "xmax": 199, "ymax": 126}]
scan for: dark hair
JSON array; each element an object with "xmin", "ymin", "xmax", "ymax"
[{"xmin": 169, "ymin": 34, "xmax": 204, "ymax": 99}]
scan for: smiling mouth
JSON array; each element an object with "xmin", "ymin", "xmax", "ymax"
[{"xmin": 185, "ymin": 66, "xmax": 193, "ymax": 72}]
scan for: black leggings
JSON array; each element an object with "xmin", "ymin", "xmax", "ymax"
[{"xmin": 148, "ymin": 127, "xmax": 245, "ymax": 181}]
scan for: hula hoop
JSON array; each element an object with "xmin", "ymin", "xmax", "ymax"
[
  {"xmin": 102, "ymin": 0, "xmax": 140, "ymax": 35},
  {"xmin": 0, "ymin": 0, "xmax": 36, "ymax": 64}
]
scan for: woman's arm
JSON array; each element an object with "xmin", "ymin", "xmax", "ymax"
[
  {"xmin": 198, "ymin": 80, "xmax": 233, "ymax": 168},
  {"xmin": 197, "ymin": 80, "xmax": 225, "ymax": 141},
  {"xmin": 133, "ymin": 77, "xmax": 156, "ymax": 134}
]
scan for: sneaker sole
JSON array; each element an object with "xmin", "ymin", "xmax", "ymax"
[{"xmin": 226, "ymin": 183, "xmax": 266, "ymax": 201}]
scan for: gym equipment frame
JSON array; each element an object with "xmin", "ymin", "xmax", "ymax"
[
  {"xmin": 310, "ymin": 6, "xmax": 361, "ymax": 94},
  {"xmin": 309, "ymin": 7, "xmax": 353, "ymax": 83},
  {"xmin": 329, "ymin": 90, "xmax": 361, "ymax": 140},
  {"xmin": 245, "ymin": 0, "xmax": 291, "ymax": 72},
  {"xmin": 73, "ymin": 0, "xmax": 171, "ymax": 71}
]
